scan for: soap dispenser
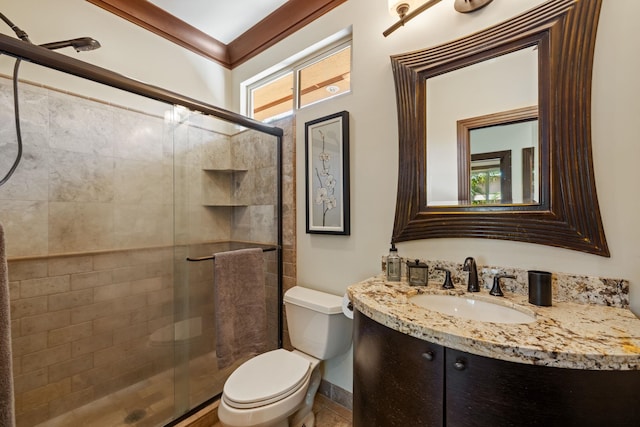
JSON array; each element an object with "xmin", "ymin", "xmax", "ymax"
[{"xmin": 386, "ymin": 243, "xmax": 401, "ymax": 282}]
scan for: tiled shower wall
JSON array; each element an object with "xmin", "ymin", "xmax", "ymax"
[{"xmin": 0, "ymin": 76, "xmax": 295, "ymax": 425}]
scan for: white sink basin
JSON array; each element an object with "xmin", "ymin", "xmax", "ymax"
[{"xmin": 410, "ymin": 294, "xmax": 536, "ymax": 324}]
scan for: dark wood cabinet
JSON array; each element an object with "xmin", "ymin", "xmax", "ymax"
[
  {"xmin": 354, "ymin": 309, "xmax": 444, "ymax": 426},
  {"xmin": 354, "ymin": 310, "xmax": 640, "ymax": 427}
]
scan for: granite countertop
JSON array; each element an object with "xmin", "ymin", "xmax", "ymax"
[{"xmin": 348, "ymin": 275, "xmax": 640, "ymax": 370}]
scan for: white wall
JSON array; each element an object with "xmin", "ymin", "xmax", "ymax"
[
  {"xmin": 0, "ymin": 0, "xmax": 230, "ymax": 110},
  {"xmin": 234, "ymin": 0, "xmax": 640, "ymax": 393}
]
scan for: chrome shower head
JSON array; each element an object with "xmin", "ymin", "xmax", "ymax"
[{"xmin": 40, "ymin": 37, "xmax": 101, "ymax": 52}]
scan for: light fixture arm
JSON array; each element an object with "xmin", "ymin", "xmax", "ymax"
[
  {"xmin": 383, "ymin": 0, "xmax": 493, "ymax": 37},
  {"xmin": 384, "ymin": 0, "xmax": 443, "ymax": 37}
]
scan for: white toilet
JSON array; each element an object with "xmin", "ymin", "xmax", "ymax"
[{"xmin": 218, "ymin": 286, "xmax": 353, "ymax": 427}]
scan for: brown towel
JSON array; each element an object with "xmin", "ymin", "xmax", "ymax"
[
  {"xmin": 0, "ymin": 224, "xmax": 15, "ymax": 426},
  {"xmin": 213, "ymin": 248, "xmax": 268, "ymax": 369}
]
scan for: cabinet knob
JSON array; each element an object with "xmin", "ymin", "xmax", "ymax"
[
  {"xmin": 454, "ymin": 359, "xmax": 466, "ymax": 371},
  {"xmin": 422, "ymin": 351, "xmax": 434, "ymax": 361}
]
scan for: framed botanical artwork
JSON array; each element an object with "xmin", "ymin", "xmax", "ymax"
[{"xmin": 305, "ymin": 111, "xmax": 350, "ymax": 235}]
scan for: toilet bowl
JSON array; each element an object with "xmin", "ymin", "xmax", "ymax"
[
  {"xmin": 219, "ymin": 349, "xmax": 320, "ymax": 427},
  {"xmin": 218, "ymin": 286, "xmax": 352, "ymax": 427}
]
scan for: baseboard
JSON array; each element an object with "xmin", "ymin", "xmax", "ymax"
[{"xmin": 317, "ymin": 379, "xmax": 353, "ymax": 411}]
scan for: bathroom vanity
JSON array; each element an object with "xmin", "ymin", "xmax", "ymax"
[{"xmin": 349, "ymin": 276, "xmax": 640, "ymax": 427}]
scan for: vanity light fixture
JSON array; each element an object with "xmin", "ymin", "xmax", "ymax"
[{"xmin": 384, "ymin": 0, "xmax": 493, "ymax": 37}]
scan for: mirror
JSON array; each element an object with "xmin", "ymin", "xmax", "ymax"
[
  {"xmin": 391, "ymin": 0, "xmax": 609, "ymax": 256},
  {"xmin": 426, "ymin": 46, "xmax": 538, "ymax": 207}
]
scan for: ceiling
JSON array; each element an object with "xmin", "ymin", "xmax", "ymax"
[
  {"xmin": 86, "ymin": 0, "xmax": 347, "ymax": 69},
  {"xmin": 146, "ymin": 0, "xmax": 288, "ymax": 45}
]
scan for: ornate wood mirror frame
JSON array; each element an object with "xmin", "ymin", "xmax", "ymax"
[{"xmin": 391, "ymin": 0, "xmax": 609, "ymax": 256}]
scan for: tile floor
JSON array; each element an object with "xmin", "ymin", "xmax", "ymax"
[
  {"xmin": 32, "ymin": 349, "xmax": 352, "ymax": 427},
  {"xmin": 310, "ymin": 394, "xmax": 353, "ymax": 427},
  {"xmin": 208, "ymin": 394, "xmax": 352, "ymax": 427},
  {"xmin": 33, "ymin": 351, "xmax": 245, "ymax": 427}
]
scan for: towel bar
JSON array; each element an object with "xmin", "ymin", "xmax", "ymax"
[{"xmin": 186, "ymin": 246, "xmax": 277, "ymax": 262}]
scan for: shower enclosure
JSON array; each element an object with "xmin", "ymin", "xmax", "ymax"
[{"xmin": 0, "ymin": 34, "xmax": 284, "ymax": 426}]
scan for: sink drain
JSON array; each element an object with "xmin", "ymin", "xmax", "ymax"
[{"xmin": 124, "ymin": 408, "xmax": 147, "ymax": 424}]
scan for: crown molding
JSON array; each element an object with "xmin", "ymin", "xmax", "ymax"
[{"xmin": 86, "ymin": 0, "xmax": 347, "ymax": 69}]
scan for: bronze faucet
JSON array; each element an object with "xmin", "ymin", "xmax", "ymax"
[{"xmin": 463, "ymin": 257, "xmax": 479, "ymax": 292}]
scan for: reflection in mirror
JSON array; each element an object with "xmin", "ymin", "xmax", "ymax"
[
  {"xmin": 390, "ymin": 0, "xmax": 609, "ymax": 256},
  {"xmin": 455, "ymin": 107, "xmax": 539, "ymax": 206},
  {"xmin": 426, "ymin": 46, "xmax": 538, "ymax": 207}
]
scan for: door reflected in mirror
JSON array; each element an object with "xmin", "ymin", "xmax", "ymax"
[
  {"xmin": 426, "ymin": 46, "xmax": 538, "ymax": 207},
  {"xmin": 461, "ymin": 115, "xmax": 538, "ymax": 206}
]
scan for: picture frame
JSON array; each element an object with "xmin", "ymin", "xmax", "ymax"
[{"xmin": 305, "ymin": 111, "xmax": 350, "ymax": 235}]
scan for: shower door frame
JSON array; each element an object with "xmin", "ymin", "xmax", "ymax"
[{"xmin": 0, "ymin": 32, "xmax": 284, "ymax": 422}]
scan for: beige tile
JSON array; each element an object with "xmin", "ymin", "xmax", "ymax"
[
  {"xmin": 48, "ymin": 289, "xmax": 93, "ymax": 311},
  {"xmin": 72, "ymin": 364, "xmax": 116, "ymax": 391},
  {"xmin": 48, "ymin": 255, "xmax": 94, "ymax": 276},
  {"xmin": 202, "ymin": 171, "xmax": 233, "ymax": 205},
  {"xmin": 10, "ymin": 296, "xmax": 48, "ymax": 319},
  {"xmin": 21, "ymin": 344, "xmax": 71, "ymax": 373},
  {"xmin": 48, "ymin": 94, "xmax": 115, "ymax": 156},
  {"xmin": 48, "ymin": 202, "xmax": 115, "ymax": 254},
  {"xmin": 130, "ymin": 277, "xmax": 164, "ymax": 294},
  {"xmin": 201, "ymin": 135, "xmax": 232, "ymax": 170},
  {"xmin": 48, "ymin": 354, "xmax": 94, "ymax": 383},
  {"xmin": 21, "ymin": 310, "xmax": 70, "ymax": 335},
  {"xmin": 71, "ymin": 332, "xmax": 113, "ymax": 357},
  {"xmin": 7, "ymin": 258, "xmax": 48, "ymax": 281},
  {"xmin": 114, "ymin": 293, "xmax": 148, "ymax": 313},
  {"xmin": 112, "ymin": 110, "xmax": 164, "ymax": 162},
  {"xmin": 92, "ymin": 251, "xmax": 132, "ymax": 271},
  {"xmin": 113, "ymin": 322, "xmax": 148, "ymax": 345},
  {"xmin": 48, "ymin": 386, "xmax": 96, "ymax": 419},
  {"xmin": 70, "ymin": 269, "xmax": 113, "ymax": 290},
  {"xmin": 92, "ymin": 340, "xmax": 139, "ymax": 368},
  {"xmin": 93, "ymin": 281, "xmax": 132, "ymax": 301},
  {"xmin": 11, "ymin": 332, "xmax": 47, "ymax": 357},
  {"xmin": 111, "ymin": 264, "xmax": 154, "ymax": 284},
  {"xmin": 146, "ymin": 288, "xmax": 173, "ymax": 307},
  {"xmin": 48, "ymin": 322, "xmax": 93, "ymax": 346},
  {"xmin": 20, "ymin": 275, "xmax": 70, "ymax": 298},
  {"xmin": 15, "ymin": 401, "xmax": 50, "ymax": 427},
  {"xmin": 93, "ymin": 314, "xmax": 131, "ymax": 334},
  {"xmin": 113, "ymin": 158, "xmax": 166, "ymax": 204},
  {"xmin": 70, "ymin": 300, "xmax": 114, "ymax": 324},
  {"xmin": 0, "ymin": 131, "xmax": 48, "ymax": 204},
  {"xmin": 112, "ymin": 202, "xmax": 173, "ymax": 248},
  {"xmin": 48, "ymin": 150, "xmax": 115, "ymax": 203},
  {"xmin": 0, "ymin": 200, "xmax": 49, "ymax": 258},
  {"xmin": 13, "ymin": 368, "xmax": 48, "ymax": 394},
  {"xmin": 21, "ymin": 378, "xmax": 72, "ymax": 412}
]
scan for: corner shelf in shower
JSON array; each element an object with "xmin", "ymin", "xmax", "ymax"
[
  {"xmin": 202, "ymin": 168, "xmax": 249, "ymax": 173},
  {"xmin": 201, "ymin": 167, "xmax": 249, "ymax": 207}
]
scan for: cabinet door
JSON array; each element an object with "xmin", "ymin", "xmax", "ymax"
[
  {"xmin": 445, "ymin": 348, "xmax": 640, "ymax": 427},
  {"xmin": 354, "ymin": 310, "xmax": 444, "ymax": 427}
]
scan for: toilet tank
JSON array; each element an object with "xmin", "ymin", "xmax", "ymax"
[{"xmin": 284, "ymin": 286, "xmax": 352, "ymax": 360}]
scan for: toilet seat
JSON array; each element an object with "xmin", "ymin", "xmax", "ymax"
[{"xmin": 223, "ymin": 349, "xmax": 311, "ymax": 409}]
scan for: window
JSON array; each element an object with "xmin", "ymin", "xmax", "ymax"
[
  {"xmin": 251, "ymin": 71, "xmax": 294, "ymax": 122},
  {"xmin": 470, "ymin": 150, "xmax": 513, "ymax": 205},
  {"xmin": 247, "ymin": 40, "xmax": 351, "ymax": 122}
]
